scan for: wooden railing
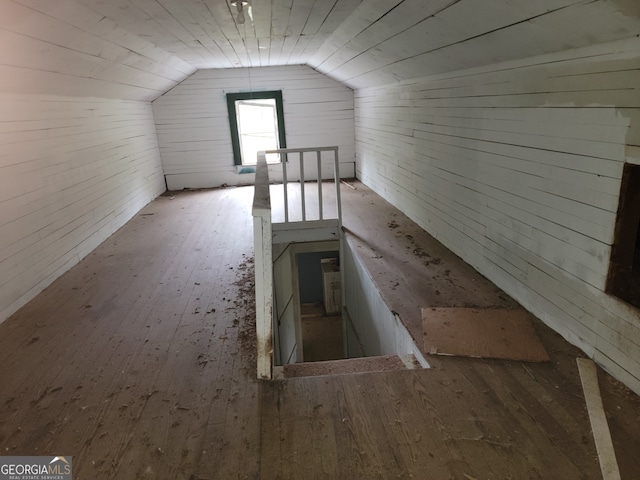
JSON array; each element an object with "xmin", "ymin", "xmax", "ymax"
[
  {"xmin": 265, "ymin": 146, "xmax": 342, "ymax": 229},
  {"xmin": 252, "ymin": 152, "xmax": 274, "ymax": 379},
  {"xmin": 252, "ymin": 147, "xmax": 342, "ymax": 379}
]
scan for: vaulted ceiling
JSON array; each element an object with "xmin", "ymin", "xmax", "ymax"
[{"xmin": 1, "ymin": 0, "xmax": 639, "ymax": 100}]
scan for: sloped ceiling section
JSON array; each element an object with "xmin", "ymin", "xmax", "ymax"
[
  {"xmin": 309, "ymin": 0, "xmax": 640, "ymax": 89},
  {"xmin": 0, "ymin": 0, "xmax": 196, "ymax": 100},
  {"xmin": 1, "ymin": 0, "xmax": 639, "ymax": 100},
  {"xmin": 74, "ymin": 0, "xmax": 364, "ymax": 70}
]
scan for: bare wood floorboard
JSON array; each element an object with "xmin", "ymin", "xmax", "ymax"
[
  {"xmin": 301, "ymin": 311, "xmax": 343, "ymax": 362},
  {"xmin": 0, "ymin": 188, "xmax": 260, "ymax": 479},
  {"xmin": 0, "ymin": 182, "xmax": 638, "ymax": 479}
]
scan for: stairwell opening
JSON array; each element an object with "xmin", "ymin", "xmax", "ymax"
[
  {"xmin": 271, "ymin": 238, "xmax": 429, "ymax": 379},
  {"xmin": 252, "ymin": 147, "xmax": 428, "ymax": 379}
]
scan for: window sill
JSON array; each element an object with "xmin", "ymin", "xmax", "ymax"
[
  {"xmin": 236, "ymin": 165, "xmax": 256, "ymax": 174},
  {"xmin": 236, "ymin": 162, "xmax": 284, "ymax": 174}
]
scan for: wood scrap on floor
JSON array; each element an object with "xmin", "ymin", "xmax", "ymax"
[
  {"xmin": 422, "ymin": 307, "xmax": 549, "ymax": 362},
  {"xmin": 577, "ymin": 357, "xmax": 622, "ymax": 480}
]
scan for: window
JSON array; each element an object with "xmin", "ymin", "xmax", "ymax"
[
  {"xmin": 606, "ymin": 163, "xmax": 640, "ymax": 307},
  {"xmin": 226, "ymin": 90, "xmax": 286, "ymax": 165}
]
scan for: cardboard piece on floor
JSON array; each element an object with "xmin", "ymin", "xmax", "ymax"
[{"xmin": 422, "ymin": 307, "xmax": 550, "ymax": 362}]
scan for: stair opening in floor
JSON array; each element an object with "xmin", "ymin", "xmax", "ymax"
[
  {"xmin": 252, "ymin": 147, "xmax": 428, "ymax": 379},
  {"xmin": 271, "ymin": 238, "xmax": 429, "ymax": 379},
  {"xmin": 300, "ymin": 302, "xmax": 343, "ymax": 362}
]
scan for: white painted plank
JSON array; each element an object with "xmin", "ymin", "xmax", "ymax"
[
  {"xmin": 309, "ymin": 0, "xmax": 402, "ymax": 69},
  {"xmin": 253, "ymin": 1, "xmax": 272, "ymax": 39},
  {"xmin": 270, "ymin": 0, "xmax": 294, "ymax": 38},
  {"xmin": 317, "ymin": 0, "xmax": 453, "ymax": 74},
  {"xmin": 301, "ymin": 0, "xmax": 337, "ymax": 36},
  {"xmin": 258, "ymin": 37, "xmax": 272, "ymax": 67},
  {"xmin": 297, "ymin": 0, "xmax": 361, "ymax": 61},
  {"xmin": 330, "ymin": 0, "xmax": 583, "ymax": 82},
  {"xmin": 576, "ymin": 358, "xmax": 622, "ymax": 480}
]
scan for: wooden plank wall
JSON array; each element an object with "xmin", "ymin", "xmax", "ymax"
[
  {"xmin": 0, "ymin": 94, "xmax": 166, "ymax": 324},
  {"xmin": 354, "ymin": 37, "xmax": 640, "ymax": 394},
  {"xmin": 343, "ymin": 237, "xmax": 427, "ymax": 362},
  {"xmin": 152, "ymin": 65, "xmax": 355, "ymax": 190},
  {"xmin": 273, "ymin": 245, "xmax": 297, "ymax": 365}
]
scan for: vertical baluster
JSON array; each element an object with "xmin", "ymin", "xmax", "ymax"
[
  {"xmin": 334, "ymin": 148, "xmax": 342, "ymax": 231},
  {"xmin": 317, "ymin": 150, "xmax": 323, "ymax": 221},
  {"xmin": 282, "ymin": 152, "xmax": 289, "ymax": 223},
  {"xmin": 300, "ymin": 151, "xmax": 306, "ymax": 222}
]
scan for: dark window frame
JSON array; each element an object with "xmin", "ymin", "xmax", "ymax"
[
  {"xmin": 606, "ymin": 163, "xmax": 640, "ymax": 308},
  {"xmin": 226, "ymin": 90, "xmax": 286, "ymax": 166}
]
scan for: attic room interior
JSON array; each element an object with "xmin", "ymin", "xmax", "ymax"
[{"xmin": 1, "ymin": 0, "xmax": 640, "ymax": 478}]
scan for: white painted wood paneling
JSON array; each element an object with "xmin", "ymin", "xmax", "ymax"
[
  {"xmin": 273, "ymin": 245, "xmax": 297, "ymax": 365},
  {"xmin": 0, "ymin": 0, "xmax": 195, "ymax": 100},
  {"xmin": 343, "ymin": 237, "xmax": 428, "ymax": 366},
  {"xmin": 0, "ymin": 94, "xmax": 166, "ymax": 324},
  {"xmin": 4, "ymin": 0, "xmax": 640, "ymax": 100},
  {"xmin": 74, "ymin": 0, "xmax": 363, "ymax": 70},
  {"xmin": 152, "ymin": 65, "xmax": 355, "ymax": 190},
  {"xmin": 309, "ymin": 0, "xmax": 640, "ymax": 90},
  {"xmin": 354, "ymin": 38, "xmax": 640, "ymax": 394}
]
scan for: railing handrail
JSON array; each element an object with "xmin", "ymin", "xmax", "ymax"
[
  {"xmin": 252, "ymin": 152, "xmax": 271, "ymax": 216},
  {"xmin": 252, "ymin": 146, "xmax": 342, "ymax": 380},
  {"xmin": 252, "ymin": 152, "xmax": 273, "ymax": 380},
  {"xmin": 264, "ymin": 146, "xmax": 338, "ymax": 154},
  {"xmin": 262, "ymin": 146, "xmax": 341, "ymax": 230}
]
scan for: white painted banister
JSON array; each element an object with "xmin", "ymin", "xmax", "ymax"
[
  {"xmin": 265, "ymin": 146, "xmax": 341, "ymax": 229},
  {"xmin": 252, "ymin": 152, "xmax": 273, "ymax": 380},
  {"xmin": 252, "ymin": 146, "xmax": 342, "ymax": 379}
]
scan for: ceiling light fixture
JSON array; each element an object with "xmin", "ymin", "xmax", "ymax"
[{"xmin": 231, "ymin": 0, "xmax": 248, "ymax": 25}]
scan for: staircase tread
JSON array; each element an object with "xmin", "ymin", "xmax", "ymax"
[{"xmin": 282, "ymin": 354, "xmax": 417, "ymax": 378}]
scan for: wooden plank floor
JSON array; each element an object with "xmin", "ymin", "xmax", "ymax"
[
  {"xmin": 301, "ymin": 303, "xmax": 343, "ymax": 362},
  {"xmin": 0, "ymin": 187, "xmax": 260, "ymax": 479},
  {"xmin": 1, "ymin": 183, "xmax": 639, "ymax": 479}
]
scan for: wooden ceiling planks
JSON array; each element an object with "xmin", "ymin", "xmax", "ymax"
[
  {"xmin": 270, "ymin": 0, "xmax": 294, "ymax": 38},
  {"xmin": 315, "ymin": 0, "xmax": 586, "ymax": 87},
  {"xmin": 278, "ymin": 0, "xmax": 315, "ymax": 64},
  {"xmin": 310, "ymin": 0, "xmax": 428, "ymax": 75},
  {"xmin": 2, "ymin": 0, "xmax": 194, "ymax": 100},
  {"xmin": 2, "ymin": 0, "xmax": 639, "ymax": 99},
  {"xmin": 74, "ymin": 0, "xmax": 366, "ymax": 71},
  {"xmin": 199, "ymin": 0, "xmax": 250, "ymax": 67},
  {"xmin": 294, "ymin": 0, "xmax": 363, "ymax": 67},
  {"xmin": 308, "ymin": 0, "xmax": 402, "ymax": 71},
  {"xmin": 19, "ymin": 0, "xmax": 197, "ymax": 80},
  {"xmin": 286, "ymin": 0, "xmax": 330, "ymax": 64},
  {"xmin": 342, "ymin": 0, "xmax": 640, "ymax": 89},
  {"xmin": 162, "ymin": 0, "xmax": 238, "ymax": 67}
]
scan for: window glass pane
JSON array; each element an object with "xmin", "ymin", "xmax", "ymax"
[
  {"xmin": 236, "ymin": 99, "xmax": 279, "ymax": 164},
  {"xmin": 226, "ymin": 90, "xmax": 286, "ymax": 166}
]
